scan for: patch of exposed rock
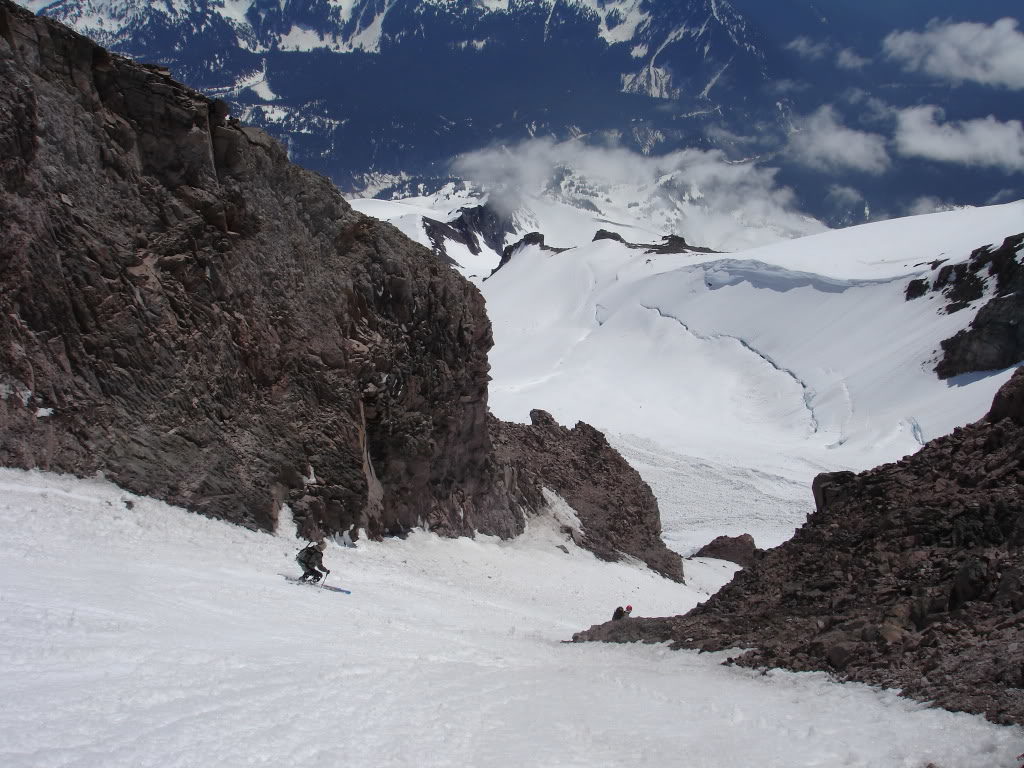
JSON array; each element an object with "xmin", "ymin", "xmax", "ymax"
[
  {"xmin": 422, "ymin": 203, "xmax": 516, "ymax": 266},
  {"xmin": 487, "ymin": 232, "xmax": 570, "ymax": 278},
  {"xmin": 574, "ymin": 369, "xmax": 1024, "ymax": 725},
  {"xmin": 451, "ymin": 203, "xmax": 516, "ymax": 257},
  {"xmin": 592, "ymin": 230, "xmax": 717, "ymax": 254},
  {"xmin": 489, "ymin": 410, "xmax": 684, "ymax": 582},
  {"xmin": 694, "ymin": 533, "xmax": 762, "ymax": 569},
  {"xmin": 903, "ymin": 233, "xmax": 1023, "ymax": 379}
]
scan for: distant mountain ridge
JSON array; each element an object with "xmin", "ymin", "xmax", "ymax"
[{"xmin": 24, "ymin": 0, "xmax": 1024, "ymax": 224}]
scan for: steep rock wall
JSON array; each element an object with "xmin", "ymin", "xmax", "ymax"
[
  {"xmin": 0, "ymin": 0, "xmax": 681, "ymax": 580},
  {"xmin": 0, "ymin": 0, "xmax": 522, "ymax": 539}
]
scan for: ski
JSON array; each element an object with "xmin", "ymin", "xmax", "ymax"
[
  {"xmin": 280, "ymin": 575, "xmax": 351, "ymax": 594},
  {"xmin": 321, "ymin": 585, "xmax": 352, "ymax": 595}
]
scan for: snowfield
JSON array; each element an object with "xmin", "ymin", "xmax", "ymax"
[
  {"xmin": 1, "ymin": 467, "xmax": 1022, "ymax": 767},
  {"xmin": 481, "ymin": 200, "xmax": 1024, "ymax": 551}
]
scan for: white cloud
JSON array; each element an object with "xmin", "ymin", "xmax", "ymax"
[
  {"xmin": 785, "ymin": 106, "xmax": 891, "ymax": 174},
  {"xmin": 826, "ymin": 185, "xmax": 864, "ymax": 207},
  {"xmin": 836, "ymin": 48, "xmax": 869, "ymax": 70},
  {"xmin": 894, "ymin": 106, "xmax": 1024, "ymax": 172},
  {"xmin": 786, "ymin": 36, "xmax": 829, "ymax": 60},
  {"xmin": 842, "ymin": 90, "xmax": 897, "ymax": 124},
  {"xmin": 451, "ymin": 138, "xmax": 826, "ymax": 250},
  {"xmin": 905, "ymin": 196, "xmax": 961, "ymax": 216},
  {"xmin": 985, "ymin": 188, "xmax": 1022, "ymax": 205},
  {"xmin": 884, "ymin": 18, "xmax": 1024, "ymax": 90},
  {"xmin": 766, "ymin": 79, "xmax": 811, "ymax": 95}
]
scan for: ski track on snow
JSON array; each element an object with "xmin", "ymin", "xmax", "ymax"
[{"xmin": 1, "ymin": 468, "xmax": 1021, "ymax": 767}]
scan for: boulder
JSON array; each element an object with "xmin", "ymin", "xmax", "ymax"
[
  {"xmin": 987, "ymin": 367, "xmax": 1024, "ymax": 425},
  {"xmin": 694, "ymin": 533, "xmax": 761, "ymax": 569}
]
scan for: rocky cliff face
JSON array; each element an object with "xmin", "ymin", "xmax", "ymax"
[
  {"xmin": 489, "ymin": 410, "xmax": 684, "ymax": 582},
  {"xmin": 0, "ymin": 0, "xmax": 526, "ymax": 540},
  {"xmin": 0, "ymin": 0, "xmax": 679, "ymax": 577},
  {"xmin": 574, "ymin": 369, "xmax": 1024, "ymax": 725},
  {"xmin": 936, "ymin": 233, "xmax": 1024, "ymax": 379},
  {"xmin": 902, "ymin": 232, "xmax": 1024, "ymax": 379}
]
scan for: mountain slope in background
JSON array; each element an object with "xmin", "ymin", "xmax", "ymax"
[
  {"xmin": 24, "ymin": 0, "xmax": 1024, "ymax": 225},
  {"xmin": 479, "ymin": 201, "xmax": 1024, "ymax": 551}
]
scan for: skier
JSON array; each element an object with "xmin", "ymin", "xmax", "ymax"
[
  {"xmin": 612, "ymin": 605, "xmax": 633, "ymax": 621},
  {"xmin": 296, "ymin": 540, "xmax": 330, "ymax": 583}
]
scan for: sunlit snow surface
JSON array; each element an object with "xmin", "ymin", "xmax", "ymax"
[
  {"xmin": 481, "ymin": 201, "xmax": 1024, "ymax": 550},
  {"xmin": 1, "ymin": 468, "xmax": 1022, "ymax": 767}
]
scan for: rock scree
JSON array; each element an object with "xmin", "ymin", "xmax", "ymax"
[
  {"xmin": 574, "ymin": 369, "xmax": 1024, "ymax": 725},
  {"xmin": 0, "ymin": 0, "xmax": 677, "ymax": 574}
]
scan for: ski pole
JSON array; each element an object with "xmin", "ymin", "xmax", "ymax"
[{"xmin": 318, "ymin": 571, "xmax": 328, "ymax": 591}]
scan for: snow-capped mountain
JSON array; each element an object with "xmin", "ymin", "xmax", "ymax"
[
  {"xmin": 25, "ymin": 0, "xmax": 1023, "ymax": 224},
  {"xmin": 348, "ymin": 153, "xmax": 831, "ymax": 280}
]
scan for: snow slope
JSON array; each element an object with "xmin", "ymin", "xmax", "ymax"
[
  {"xmin": 482, "ymin": 201, "xmax": 1024, "ymax": 550},
  {"xmin": 2, "ymin": 467, "xmax": 1022, "ymax": 767}
]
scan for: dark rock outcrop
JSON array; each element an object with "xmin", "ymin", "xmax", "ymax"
[
  {"xmin": 592, "ymin": 229, "xmax": 627, "ymax": 244},
  {"xmin": 573, "ymin": 616, "xmax": 676, "ymax": 644},
  {"xmin": 907, "ymin": 233, "xmax": 1022, "ymax": 309},
  {"xmin": 937, "ymin": 268, "xmax": 1024, "ymax": 378},
  {"xmin": 575, "ymin": 369, "xmax": 1024, "ymax": 725},
  {"xmin": 487, "ymin": 231, "xmax": 570, "ymax": 278},
  {"xmin": 904, "ymin": 277, "xmax": 928, "ymax": 300},
  {"xmin": 592, "ymin": 230, "xmax": 717, "ymax": 254},
  {"xmin": 694, "ymin": 533, "xmax": 762, "ymax": 569},
  {"xmin": 417, "ymin": 217, "xmax": 463, "ymax": 266},
  {"xmin": 490, "ymin": 410, "xmax": 684, "ymax": 582},
  {"xmin": 902, "ymin": 232, "xmax": 1023, "ymax": 379},
  {"xmin": 422, "ymin": 203, "xmax": 516, "ymax": 266},
  {"xmin": 0, "ymin": 0, "xmax": 528, "ymax": 541},
  {"xmin": 646, "ymin": 234, "xmax": 717, "ymax": 255},
  {"xmin": 453, "ymin": 203, "xmax": 516, "ymax": 257}
]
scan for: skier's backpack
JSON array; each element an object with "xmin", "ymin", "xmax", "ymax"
[{"xmin": 296, "ymin": 545, "xmax": 314, "ymax": 566}]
